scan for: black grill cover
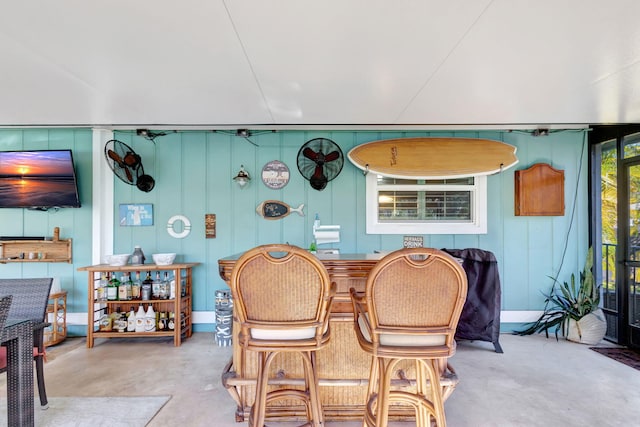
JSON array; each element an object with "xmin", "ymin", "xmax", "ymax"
[{"xmin": 442, "ymin": 248, "xmax": 502, "ymax": 352}]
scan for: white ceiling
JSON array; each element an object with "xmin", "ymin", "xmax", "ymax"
[{"xmin": 1, "ymin": 1, "xmax": 640, "ymax": 130}]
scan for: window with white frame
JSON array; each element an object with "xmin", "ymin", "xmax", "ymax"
[{"xmin": 365, "ymin": 173, "xmax": 487, "ymax": 234}]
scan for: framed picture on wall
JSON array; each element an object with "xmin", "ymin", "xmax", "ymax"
[{"xmin": 119, "ymin": 204, "xmax": 153, "ymax": 226}]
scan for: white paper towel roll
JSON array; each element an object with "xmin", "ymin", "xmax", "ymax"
[
  {"xmin": 314, "ymin": 225, "xmax": 341, "ymax": 245},
  {"xmin": 50, "ymin": 277, "xmax": 61, "ymax": 294}
]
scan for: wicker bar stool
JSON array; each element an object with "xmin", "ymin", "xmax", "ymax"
[
  {"xmin": 350, "ymin": 248, "xmax": 468, "ymax": 427},
  {"xmin": 230, "ymin": 244, "xmax": 336, "ymax": 427}
]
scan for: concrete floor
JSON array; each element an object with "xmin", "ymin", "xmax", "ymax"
[{"xmin": 3, "ymin": 332, "xmax": 640, "ymax": 426}]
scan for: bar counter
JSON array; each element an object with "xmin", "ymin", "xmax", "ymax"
[{"xmin": 218, "ymin": 252, "xmax": 458, "ymax": 422}]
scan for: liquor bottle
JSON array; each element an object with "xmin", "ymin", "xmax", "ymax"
[
  {"xmin": 135, "ymin": 305, "xmax": 146, "ymax": 332},
  {"xmin": 163, "ymin": 272, "xmax": 171, "ymax": 300},
  {"xmin": 141, "ymin": 271, "xmax": 152, "ymax": 301},
  {"xmin": 145, "ymin": 305, "xmax": 156, "ymax": 332},
  {"xmin": 168, "ymin": 272, "xmax": 176, "ymax": 300},
  {"xmin": 120, "ymin": 310, "xmax": 129, "ymax": 332},
  {"xmin": 98, "ymin": 313, "xmax": 112, "ymax": 331},
  {"xmin": 118, "ymin": 273, "xmax": 132, "ymax": 301},
  {"xmin": 113, "ymin": 307, "xmax": 126, "ymax": 332},
  {"xmin": 168, "ymin": 312, "xmax": 175, "ymax": 331},
  {"xmin": 107, "ymin": 273, "xmax": 119, "ymax": 301},
  {"xmin": 131, "ymin": 271, "xmax": 141, "ymax": 300},
  {"xmin": 127, "ymin": 306, "xmax": 136, "ymax": 332},
  {"xmin": 125, "ymin": 273, "xmax": 133, "ymax": 300},
  {"xmin": 152, "ymin": 272, "xmax": 162, "ymax": 299},
  {"xmin": 97, "ymin": 274, "xmax": 108, "ymax": 301},
  {"xmin": 158, "ymin": 311, "xmax": 167, "ymax": 331}
]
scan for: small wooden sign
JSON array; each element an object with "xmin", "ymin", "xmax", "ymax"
[
  {"xmin": 403, "ymin": 235, "xmax": 424, "ymax": 248},
  {"xmin": 256, "ymin": 200, "xmax": 304, "ymax": 220},
  {"xmin": 205, "ymin": 214, "xmax": 216, "ymax": 238}
]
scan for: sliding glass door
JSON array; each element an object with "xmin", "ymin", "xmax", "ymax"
[{"xmin": 592, "ymin": 126, "xmax": 640, "ymax": 347}]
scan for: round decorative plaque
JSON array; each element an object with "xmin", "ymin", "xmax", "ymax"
[{"xmin": 261, "ymin": 160, "xmax": 290, "ymax": 189}]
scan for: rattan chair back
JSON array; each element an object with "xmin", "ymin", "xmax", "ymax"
[
  {"xmin": 364, "ymin": 248, "xmax": 467, "ymax": 356},
  {"xmin": 230, "ymin": 244, "xmax": 334, "ymax": 347},
  {"xmin": 230, "ymin": 245, "xmax": 335, "ymax": 427}
]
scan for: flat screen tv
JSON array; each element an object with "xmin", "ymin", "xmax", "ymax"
[{"xmin": 0, "ymin": 149, "xmax": 81, "ymax": 209}]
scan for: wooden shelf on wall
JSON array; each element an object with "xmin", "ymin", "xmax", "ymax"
[{"xmin": 0, "ymin": 227, "xmax": 72, "ymax": 263}]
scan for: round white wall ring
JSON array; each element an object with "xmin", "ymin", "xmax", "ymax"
[{"xmin": 167, "ymin": 215, "xmax": 191, "ymax": 238}]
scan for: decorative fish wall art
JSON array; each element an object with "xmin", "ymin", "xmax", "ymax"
[{"xmin": 256, "ymin": 200, "xmax": 305, "ymax": 220}]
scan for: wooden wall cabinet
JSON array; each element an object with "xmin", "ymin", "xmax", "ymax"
[
  {"xmin": 515, "ymin": 163, "xmax": 565, "ymax": 216},
  {"xmin": 78, "ymin": 262, "xmax": 198, "ymax": 348}
]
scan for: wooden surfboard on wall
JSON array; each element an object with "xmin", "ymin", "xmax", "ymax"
[{"xmin": 347, "ymin": 137, "xmax": 518, "ymax": 179}]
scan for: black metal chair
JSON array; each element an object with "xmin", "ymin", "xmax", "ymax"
[{"xmin": 0, "ymin": 278, "xmax": 53, "ymax": 409}]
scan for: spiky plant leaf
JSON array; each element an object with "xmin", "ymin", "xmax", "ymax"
[{"xmin": 515, "ymin": 247, "xmax": 601, "ymax": 339}]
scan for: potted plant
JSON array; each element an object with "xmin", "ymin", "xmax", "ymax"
[{"xmin": 516, "ymin": 247, "xmax": 606, "ymax": 344}]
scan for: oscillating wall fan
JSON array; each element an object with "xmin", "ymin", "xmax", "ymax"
[
  {"xmin": 297, "ymin": 138, "xmax": 344, "ymax": 191},
  {"xmin": 104, "ymin": 140, "xmax": 155, "ymax": 192}
]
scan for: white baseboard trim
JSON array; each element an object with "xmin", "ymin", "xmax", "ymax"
[
  {"xmin": 67, "ymin": 312, "xmax": 88, "ymax": 325},
  {"xmin": 500, "ymin": 310, "xmax": 544, "ymax": 323},
  {"xmin": 67, "ymin": 310, "xmax": 543, "ymax": 327}
]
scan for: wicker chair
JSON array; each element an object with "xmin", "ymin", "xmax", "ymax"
[
  {"xmin": 0, "ymin": 295, "xmax": 13, "ymax": 333},
  {"xmin": 230, "ymin": 244, "xmax": 336, "ymax": 427},
  {"xmin": 0, "ymin": 278, "xmax": 54, "ymax": 409},
  {"xmin": 350, "ymin": 248, "xmax": 468, "ymax": 427}
]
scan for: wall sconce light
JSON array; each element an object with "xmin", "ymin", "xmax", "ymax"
[{"xmin": 233, "ymin": 165, "xmax": 251, "ymax": 188}]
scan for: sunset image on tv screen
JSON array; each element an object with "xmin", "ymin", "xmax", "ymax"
[{"xmin": 0, "ymin": 150, "xmax": 80, "ymax": 208}]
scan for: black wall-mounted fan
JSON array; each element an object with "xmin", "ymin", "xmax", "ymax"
[
  {"xmin": 104, "ymin": 140, "xmax": 155, "ymax": 192},
  {"xmin": 297, "ymin": 138, "xmax": 344, "ymax": 191}
]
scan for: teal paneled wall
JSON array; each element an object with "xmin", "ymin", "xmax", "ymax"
[
  {"xmin": 0, "ymin": 128, "xmax": 93, "ymax": 323},
  {"xmin": 0, "ymin": 128, "xmax": 588, "ymax": 335},
  {"xmin": 112, "ymin": 129, "xmax": 589, "ymax": 320}
]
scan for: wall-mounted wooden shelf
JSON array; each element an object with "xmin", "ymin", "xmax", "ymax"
[{"xmin": 0, "ymin": 227, "xmax": 72, "ymax": 263}]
